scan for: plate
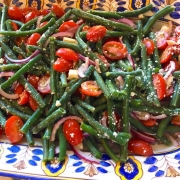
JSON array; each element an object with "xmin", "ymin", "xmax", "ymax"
[{"xmin": 0, "ymin": 1, "xmax": 180, "ymax": 180}]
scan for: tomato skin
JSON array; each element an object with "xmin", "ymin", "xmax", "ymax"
[
  {"xmin": 15, "ymin": 37, "xmax": 28, "ymax": 46},
  {"xmin": 53, "ymin": 58, "xmax": 73, "ymax": 72},
  {"xmin": 24, "ymin": 11, "xmax": 37, "ymax": 23},
  {"xmin": 160, "ymin": 46, "xmax": 173, "ymax": 64},
  {"xmin": 38, "ymin": 75, "xmax": 51, "ymax": 94},
  {"xmin": 59, "ymin": 21, "xmax": 78, "ymax": 32},
  {"xmin": 14, "ymin": 83, "xmax": 24, "ymax": 95},
  {"xmin": 140, "ymin": 119, "xmax": 156, "ymax": 127},
  {"xmin": 56, "ymin": 48, "xmax": 79, "ymax": 61},
  {"xmin": 102, "ymin": 41, "xmax": 128, "ymax": 60},
  {"xmin": 29, "ymin": 95, "xmax": 38, "ymax": 111},
  {"xmin": 142, "ymin": 38, "xmax": 155, "ymax": 56},
  {"xmin": 171, "ymin": 115, "xmax": 180, "ymax": 125},
  {"xmin": 27, "ymin": 33, "xmax": 41, "ymax": 46},
  {"xmin": 39, "ymin": 21, "xmax": 48, "ymax": 28},
  {"xmin": 82, "ymin": 25, "xmax": 90, "ymax": 31},
  {"xmin": 27, "ymin": 75, "xmax": 39, "ymax": 89},
  {"xmin": 80, "ymin": 81, "xmax": 102, "ymax": 97},
  {"xmin": 11, "ymin": 22, "xmax": 19, "ymax": 31},
  {"xmin": 163, "ymin": 59, "xmax": 180, "ymax": 72},
  {"xmin": 63, "ymin": 119, "xmax": 83, "ymax": 146},
  {"xmin": 51, "ymin": 4, "xmax": 65, "ymax": 17},
  {"xmin": 152, "ymin": 74, "xmax": 166, "ymax": 100},
  {"xmin": 21, "ymin": 7, "xmax": 40, "ymax": 16},
  {"xmin": 5, "ymin": 116, "xmax": 24, "ymax": 144},
  {"xmin": 18, "ymin": 90, "xmax": 29, "ymax": 105},
  {"xmin": 8, "ymin": 6, "xmax": 23, "ymax": 21},
  {"xmin": 155, "ymin": 31, "xmax": 169, "ymax": 50},
  {"xmin": 128, "ymin": 139, "xmax": 153, "ymax": 156},
  {"xmin": 40, "ymin": 9, "xmax": 50, "ymax": 16},
  {"xmin": 0, "ymin": 126, "xmax": 3, "ymax": 136},
  {"xmin": 86, "ymin": 25, "xmax": 107, "ymax": 42}
]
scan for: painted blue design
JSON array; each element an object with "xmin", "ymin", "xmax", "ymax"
[
  {"xmin": 117, "ymin": 1, "xmax": 126, "ymax": 5},
  {"xmin": 6, "ymin": 154, "xmax": 16, "ymax": 158},
  {"xmin": 75, "ymin": 166, "xmax": 85, "ymax": 172},
  {"xmin": 70, "ymin": 154, "xmax": 81, "ymax": 160},
  {"xmin": 101, "ymin": 154, "xmax": 111, "ymax": 161},
  {"xmin": 115, "ymin": 0, "xmax": 127, "ymax": 12},
  {"xmin": 7, "ymin": 146, "xmax": 20, "ymax": 153},
  {"xmin": 49, "ymin": 0, "xmax": 56, "ymax": 2},
  {"xmin": 117, "ymin": 7, "xmax": 127, "ymax": 12},
  {"xmin": 32, "ymin": 149, "xmax": 43, "ymax": 155},
  {"xmin": 178, "ymin": 166, "xmax": 180, "ymax": 170},
  {"xmin": 0, "ymin": 3, "xmax": 3, "ymax": 7},
  {"xmin": 178, "ymin": 161, "xmax": 180, "ymax": 164},
  {"xmin": 174, "ymin": 153, "xmax": 180, "ymax": 160},
  {"xmin": 174, "ymin": 2, "xmax": 180, "ymax": 6},
  {"xmin": 73, "ymin": 161, "xmax": 83, "ymax": 166},
  {"xmin": 32, "ymin": 155, "xmax": 41, "ymax": 161},
  {"xmin": 153, "ymin": 0, "xmax": 161, "ymax": 6},
  {"xmin": 28, "ymin": 0, "xmax": 41, "ymax": 10},
  {"xmin": 6, "ymin": 158, "xmax": 17, "ymax": 164},
  {"xmin": 100, "ymin": 161, "xmax": 111, "ymax": 167},
  {"xmin": 97, "ymin": 3, "xmax": 104, "ymax": 7},
  {"xmin": 128, "ymin": 0, "xmax": 146, "ymax": 10},
  {"xmin": 65, "ymin": 7, "xmax": 72, "ymax": 12},
  {"xmin": 28, "ymin": 160, "xmax": 38, "ymax": 166},
  {"xmin": 119, "ymin": 158, "xmax": 139, "ymax": 179},
  {"xmin": 66, "ymin": 1, "xmax": 74, "ymax": 6},
  {"xmin": 99, "ymin": 0, "xmax": 106, "ymax": 3},
  {"xmin": 46, "ymin": 4, "xmax": 52, "ymax": 8},
  {"xmin": 144, "ymin": 156, "xmax": 157, "ymax": 164},
  {"xmin": 45, "ymin": 160, "xmax": 65, "ymax": 173},
  {"xmin": 12, "ymin": 0, "xmax": 19, "ymax": 4},
  {"xmin": 155, "ymin": 170, "xmax": 164, "ymax": 177},
  {"xmin": 170, "ymin": 2, "xmax": 180, "ymax": 19},
  {"xmin": 97, "ymin": 167, "xmax": 108, "ymax": 173},
  {"xmin": 151, "ymin": 7, "xmax": 159, "ymax": 12},
  {"xmin": 148, "ymin": 165, "xmax": 158, "ymax": 172}
]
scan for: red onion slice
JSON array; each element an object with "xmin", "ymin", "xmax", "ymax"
[
  {"xmin": 5, "ymin": 50, "xmax": 40, "ymax": 64},
  {"xmin": 127, "ymin": 53, "xmax": 135, "ymax": 70},
  {"xmin": 116, "ymin": 76, "xmax": 124, "ymax": 90},
  {"xmin": 133, "ymin": 111, "xmax": 150, "ymax": 121},
  {"xmin": 0, "ymin": 88, "xmax": 19, "ymax": 99},
  {"xmin": 66, "ymin": 25, "xmax": 79, "ymax": 34},
  {"xmin": 78, "ymin": 54, "xmax": 95, "ymax": 65},
  {"xmin": 110, "ymin": 18, "xmax": 136, "ymax": 28},
  {"xmin": 36, "ymin": 15, "xmax": 43, "ymax": 28},
  {"xmin": 164, "ymin": 133, "xmax": 179, "ymax": 147},
  {"xmin": 131, "ymin": 129, "xmax": 156, "ymax": 144},
  {"xmin": 164, "ymin": 60, "xmax": 175, "ymax": 80},
  {"xmin": 50, "ymin": 116, "xmax": 83, "ymax": 141},
  {"xmin": 0, "ymin": 72, "xmax": 14, "ymax": 78},
  {"xmin": 78, "ymin": 60, "xmax": 89, "ymax": 78},
  {"xmin": 100, "ymin": 111, "xmax": 108, "ymax": 127},
  {"xmin": 71, "ymin": 145, "xmax": 100, "ymax": 164},
  {"xmin": 150, "ymin": 114, "xmax": 167, "ymax": 120},
  {"xmin": 52, "ymin": 31, "xmax": 74, "ymax": 38}
]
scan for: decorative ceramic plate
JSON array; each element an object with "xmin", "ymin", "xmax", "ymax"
[{"xmin": 0, "ymin": 0, "xmax": 180, "ymax": 180}]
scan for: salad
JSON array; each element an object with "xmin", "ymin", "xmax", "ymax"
[{"xmin": 0, "ymin": 4, "xmax": 179, "ymax": 164}]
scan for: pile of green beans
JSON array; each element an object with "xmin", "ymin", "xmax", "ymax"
[{"xmin": 0, "ymin": 4, "xmax": 179, "ymax": 164}]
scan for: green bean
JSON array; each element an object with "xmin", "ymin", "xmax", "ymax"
[
  {"xmin": 43, "ymin": 125, "xmax": 53, "ymax": 140},
  {"xmin": 41, "ymin": 11, "xmax": 56, "ymax": 22},
  {"xmin": 107, "ymin": 99, "xmax": 116, "ymax": 131},
  {"xmin": 91, "ymin": 95, "xmax": 107, "ymax": 107},
  {"xmin": 13, "ymin": 46, "xmax": 27, "ymax": 58},
  {"xmin": 80, "ymin": 123, "xmax": 99, "ymax": 137},
  {"xmin": 170, "ymin": 79, "xmax": 180, "ymax": 108},
  {"xmin": 0, "ymin": 109, "xmax": 6, "ymax": 128},
  {"xmin": 75, "ymin": 104, "xmax": 131, "ymax": 146},
  {"xmin": 105, "ymin": 70, "xmax": 142, "ymax": 77},
  {"xmin": 32, "ymin": 107, "xmax": 66, "ymax": 134},
  {"xmin": 67, "ymin": 101, "xmax": 80, "ymax": 116},
  {"xmin": 165, "ymin": 125, "xmax": 180, "ymax": 133},
  {"xmin": 11, "ymin": 20, "xmax": 24, "ymax": 27},
  {"xmin": 58, "ymin": 126, "xmax": 67, "ymax": 161},
  {"xmin": 25, "ymin": 131, "xmax": 34, "ymax": 146},
  {"xmin": 72, "ymin": 9, "xmax": 134, "ymax": 32},
  {"xmin": 42, "ymin": 138, "xmax": 49, "ymax": 162},
  {"xmin": 143, "ymin": 6, "xmax": 174, "ymax": 35},
  {"xmin": 48, "ymin": 141, "xmax": 55, "ymax": 161},
  {"xmin": 5, "ymin": 19, "xmax": 14, "ymax": 31},
  {"xmin": 1, "ymin": 5, "xmax": 7, "ymax": 31},
  {"xmin": 117, "ymin": 60, "xmax": 133, "ymax": 72},
  {"xmin": 60, "ymin": 73, "xmax": 68, "ymax": 87}
]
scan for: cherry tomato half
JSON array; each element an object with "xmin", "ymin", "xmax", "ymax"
[
  {"xmin": 128, "ymin": 139, "xmax": 153, "ymax": 156},
  {"xmin": 140, "ymin": 119, "xmax": 156, "ymax": 127},
  {"xmin": 152, "ymin": 74, "xmax": 166, "ymax": 100},
  {"xmin": 11, "ymin": 22, "xmax": 19, "ymax": 31},
  {"xmin": 18, "ymin": 90, "xmax": 29, "ymax": 105},
  {"xmin": 24, "ymin": 11, "xmax": 37, "ymax": 23},
  {"xmin": 59, "ymin": 21, "xmax": 78, "ymax": 32},
  {"xmin": 14, "ymin": 83, "xmax": 24, "ymax": 95},
  {"xmin": 27, "ymin": 75, "xmax": 40, "ymax": 89},
  {"xmin": 56, "ymin": 48, "xmax": 79, "ymax": 61},
  {"xmin": 155, "ymin": 30, "xmax": 169, "ymax": 50},
  {"xmin": 39, "ymin": 21, "xmax": 48, "ymax": 28},
  {"xmin": 53, "ymin": 58, "xmax": 73, "ymax": 72},
  {"xmin": 163, "ymin": 59, "xmax": 180, "ymax": 72},
  {"xmin": 29, "ymin": 95, "xmax": 38, "ymax": 111},
  {"xmin": 142, "ymin": 38, "xmax": 155, "ymax": 56},
  {"xmin": 27, "ymin": 33, "xmax": 41, "ymax": 46},
  {"xmin": 102, "ymin": 41, "xmax": 128, "ymax": 60},
  {"xmin": 5, "ymin": 115, "xmax": 24, "ymax": 144},
  {"xmin": 40, "ymin": 9, "xmax": 50, "ymax": 16},
  {"xmin": 51, "ymin": 4, "xmax": 65, "ymax": 18},
  {"xmin": 38, "ymin": 75, "xmax": 51, "ymax": 94},
  {"xmin": 160, "ymin": 46, "xmax": 173, "ymax": 64},
  {"xmin": 63, "ymin": 119, "xmax": 83, "ymax": 146},
  {"xmin": 8, "ymin": 6, "xmax": 23, "ymax": 21},
  {"xmin": 80, "ymin": 81, "xmax": 102, "ymax": 97},
  {"xmin": 171, "ymin": 115, "xmax": 180, "ymax": 126},
  {"xmin": 86, "ymin": 25, "xmax": 107, "ymax": 42}
]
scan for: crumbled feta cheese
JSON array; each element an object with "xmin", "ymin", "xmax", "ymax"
[
  {"xmin": 68, "ymin": 69, "xmax": 79, "ymax": 80},
  {"xmin": 0, "ymin": 58, "xmax": 4, "ymax": 63},
  {"xmin": 55, "ymin": 100, "xmax": 61, "ymax": 107}
]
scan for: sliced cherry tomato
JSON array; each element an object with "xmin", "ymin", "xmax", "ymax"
[
  {"xmin": 51, "ymin": 4, "xmax": 65, "ymax": 18},
  {"xmin": 63, "ymin": 119, "xmax": 83, "ymax": 146},
  {"xmin": 40, "ymin": 9, "xmax": 50, "ymax": 16},
  {"xmin": 171, "ymin": 115, "xmax": 180, "ymax": 125},
  {"xmin": 174, "ymin": 26, "xmax": 180, "ymax": 36},
  {"xmin": 24, "ymin": 11, "xmax": 37, "ymax": 23},
  {"xmin": 53, "ymin": 58, "xmax": 73, "ymax": 72},
  {"xmin": 29, "ymin": 95, "xmax": 38, "ymax": 111},
  {"xmin": 8, "ymin": 6, "xmax": 23, "ymax": 21},
  {"xmin": 163, "ymin": 59, "xmax": 180, "ymax": 72},
  {"xmin": 82, "ymin": 25, "xmax": 90, "ymax": 31},
  {"xmin": 155, "ymin": 30, "xmax": 169, "ymax": 50},
  {"xmin": 160, "ymin": 46, "xmax": 173, "ymax": 64},
  {"xmin": 142, "ymin": 38, "xmax": 155, "ymax": 56},
  {"xmin": 80, "ymin": 81, "xmax": 102, "ymax": 97},
  {"xmin": 102, "ymin": 41, "xmax": 128, "ymax": 60},
  {"xmin": 165, "ymin": 85, "xmax": 174, "ymax": 97},
  {"xmin": 128, "ymin": 139, "xmax": 153, "ymax": 156},
  {"xmin": 11, "ymin": 22, "xmax": 19, "ymax": 31},
  {"xmin": 27, "ymin": 75, "xmax": 39, "ymax": 89},
  {"xmin": 15, "ymin": 37, "xmax": 28, "ymax": 46},
  {"xmin": 86, "ymin": 25, "xmax": 107, "ymax": 42},
  {"xmin": 39, "ymin": 21, "xmax": 48, "ymax": 28},
  {"xmin": 37, "ymin": 75, "xmax": 51, "ymax": 94},
  {"xmin": 59, "ymin": 21, "xmax": 78, "ymax": 32},
  {"xmin": 96, "ymin": 54, "xmax": 110, "ymax": 68},
  {"xmin": 5, "ymin": 115, "xmax": 24, "ymax": 143},
  {"xmin": 21, "ymin": 7, "xmax": 40, "ymax": 16},
  {"xmin": 17, "ymin": 90, "xmax": 29, "ymax": 105},
  {"xmin": 14, "ymin": 83, "xmax": 24, "ymax": 95},
  {"xmin": 56, "ymin": 48, "xmax": 79, "ymax": 61},
  {"xmin": 27, "ymin": 33, "xmax": 41, "ymax": 46},
  {"xmin": 140, "ymin": 119, "xmax": 156, "ymax": 127},
  {"xmin": 152, "ymin": 74, "xmax": 166, "ymax": 100}
]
